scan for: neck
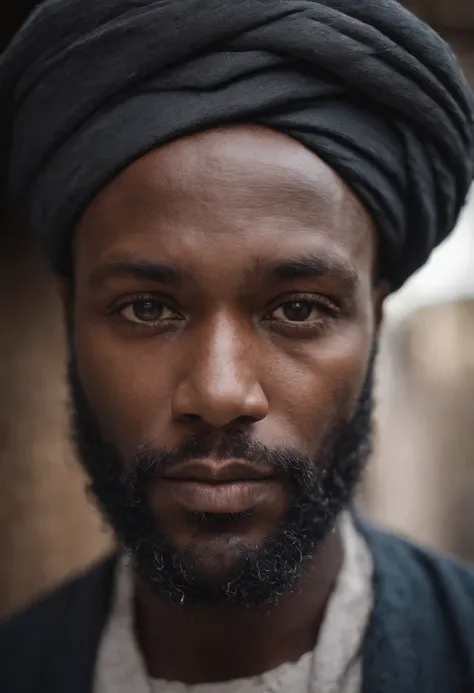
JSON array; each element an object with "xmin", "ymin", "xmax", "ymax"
[{"xmin": 133, "ymin": 527, "xmax": 342, "ymax": 685}]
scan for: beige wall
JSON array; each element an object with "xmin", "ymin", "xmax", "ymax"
[
  {"xmin": 365, "ymin": 300, "xmax": 474, "ymax": 558},
  {"xmin": 0, "ymin": 221, "xmax": 112, "ymax": 617}
]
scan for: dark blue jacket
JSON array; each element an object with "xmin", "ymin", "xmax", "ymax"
[{"xmin": 1, "ymin": 521, "xmax": 474, "ymax": 692}]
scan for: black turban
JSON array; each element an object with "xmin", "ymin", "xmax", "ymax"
[{"xmin": 1, "ymin": 0, "xmax": 473, "ymax": 288}]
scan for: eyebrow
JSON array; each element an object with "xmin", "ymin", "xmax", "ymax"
[
  {"xmin": 88, "ymin": 255, "xmax": 184, "ymax": 288},
  {"xmin": 253, "ymin": 252, "xmax": 360, "ymax": 291},
  {"xmin": 88, "ymin": 251, "xmax": 359, "ymax": 293}
]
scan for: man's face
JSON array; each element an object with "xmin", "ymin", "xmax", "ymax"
[{"xmin": 69, "ymin": 125, "xmax": 385, "ymax": 605}]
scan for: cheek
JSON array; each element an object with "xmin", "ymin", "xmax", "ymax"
[
  {"xmin": 73, "ymin": 323, "xmax": 177, "ymax": 454},
  {"xmin": 262, "ymin": 326, "xmax": 372, "ymax": 452}
]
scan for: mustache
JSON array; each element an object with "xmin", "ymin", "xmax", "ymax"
[{"xmin": 121, "ymin": 431, "xmax": 316, "ymax": 492}]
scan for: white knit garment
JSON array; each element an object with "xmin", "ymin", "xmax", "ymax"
[{"xmin": 94, "ymin": 513, "xmax": 373, "ymax": 693}]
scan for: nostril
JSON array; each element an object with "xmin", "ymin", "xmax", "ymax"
[
  {"xmin": 179, "ymin": 412, "xmax": 202, "ymax": 423},
  {"xmin": 235, "ymin": 415, "xmax": 259, "ymax": 426}
]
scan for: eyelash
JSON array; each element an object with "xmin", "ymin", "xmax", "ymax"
[
  {"xmin": 109, "ymin": 292, "xmax": 340, "ymax": 332},
  {"xmin": 263, "ymin": 293, "xmax": 339, "ymax": 330},
  {"xmin": 109, "ymin": 293, "xmax": 183, "ymax": 329}
]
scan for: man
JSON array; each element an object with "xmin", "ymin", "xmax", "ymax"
[{"xmin": 1, "ymin": 0, "xmax": 474, "ymax": 691}]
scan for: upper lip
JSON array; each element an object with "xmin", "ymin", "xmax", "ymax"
[{"xmin": 160, "ymin": 461, "xmax": 276, "ymax": 484}]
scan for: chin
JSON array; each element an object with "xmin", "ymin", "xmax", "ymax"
[
  {"xmin": 157, "ymin": 511, "xmax": 278, "ymax": 583},
  {"xmin": 128, "ymin": 511, "xmax": 317, "ymax": 607},
  {"xmin": 175, "ymin": 535, "xmax": 256, "ymax": 586}
]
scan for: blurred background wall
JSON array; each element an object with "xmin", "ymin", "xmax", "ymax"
[
  {"xmin": 0, "ymin": 0, "xmax": 473, "ymax": 617},
  {"xmin": 363, "ymin": 190, "xmax": 474, "ymax": 559},
  {"xmin": 0, "ymin": 223, "xmax": 113, "ymax": 616}
]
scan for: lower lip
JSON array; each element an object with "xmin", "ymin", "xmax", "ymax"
[{"xmin": 157, "ymin": 479, "xmax": 279, "ymax": 514}]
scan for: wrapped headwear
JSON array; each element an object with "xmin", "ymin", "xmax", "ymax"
[{"xmin": 0, "ymin": 0, "xmax": 473, "ymax": 288}]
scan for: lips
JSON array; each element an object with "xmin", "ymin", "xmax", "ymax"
[
  {"xmin": 155, "ymin": 461, "xmax": 280, "ymax": 514},
  {"xmin": 161, "ymin": 460, "xmax": 276, "ymax": 484}
]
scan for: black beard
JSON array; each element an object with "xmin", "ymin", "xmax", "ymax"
[{"xmin": 69, "ymin": 353, "xmax": 374, "ymax": 607}]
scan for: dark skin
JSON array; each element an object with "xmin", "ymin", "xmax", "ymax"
[{"xmin": 68, "ymin": 125, "xmax": 388, "ymax": 683}]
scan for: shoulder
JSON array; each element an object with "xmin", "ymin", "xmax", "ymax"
[
  {"xmin": 360, "ymin": 518, "xmax": 474, "ymax": 607},
  {"xmin": 0, "ymin": 552, "xmax": 117, "ymax": 637},
  {"xmin": 358, "ymin": 516, "xmax": 474, "ymax": 690},
  {"xmin": 0, "ymin": 553, "xmax": 117, "ymax": 693}
]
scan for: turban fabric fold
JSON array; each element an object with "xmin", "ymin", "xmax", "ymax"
[{"xmin": 1, "ymin": 0, "xmax": 473, "ymax": 287}]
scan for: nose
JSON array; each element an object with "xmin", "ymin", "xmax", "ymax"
[{"xmin": 171, "ymin": 316, "xmax": 269, "ymax": 428}]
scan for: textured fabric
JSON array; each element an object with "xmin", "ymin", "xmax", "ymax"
[
  {"xmin": 1, "ymin": 0, "xmax": 473, "ymax": 287},
  {"xmin": 3, "ymin": 520, "xmax": 474, "ymax": 692},
  {"xmin": 94, "ymin": 513, "xmax": 373, "ymax": 693}
]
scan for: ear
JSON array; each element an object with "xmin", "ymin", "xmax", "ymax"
[{"xmin": 372, "ymin": 280, "xmax": 390, "ymax": 334}]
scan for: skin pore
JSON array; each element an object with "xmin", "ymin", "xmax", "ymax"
[{"xmin": 67, "ymin": 125, "xmax": 387, "ymax": 683}]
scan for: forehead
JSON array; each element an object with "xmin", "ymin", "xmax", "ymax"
[{"xmin": 75, "ymin": 125, "xmax": 376, "ymax": 279}]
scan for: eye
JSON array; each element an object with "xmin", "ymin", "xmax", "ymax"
[
  {"xmin": 120, "ymin": 298, "xmax": 178, "ymax": 324},
  {"xmin": 270, "ymin": 299, "xmax": 331, "ymax": 323}
]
